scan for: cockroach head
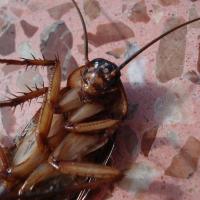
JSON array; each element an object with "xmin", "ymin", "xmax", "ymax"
[{"xmin": 81, "ymin": 58, "xmax": 120, "ymax": 96}]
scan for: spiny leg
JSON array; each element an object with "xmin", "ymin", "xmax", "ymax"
[
  {"xmin": 0, "ymin": 56, "xmax": 58, "ymax": 108},
  {"xmin": 0, "ymin": 57, "xmax": 55, "ymax": 67},
  {"xmin": 0, "ymin": 87, "xmax": 48, "ymax": 108}
]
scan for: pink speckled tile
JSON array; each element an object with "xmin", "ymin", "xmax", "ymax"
[{"xmin": 0, "ymin": 0, "xmax": 200, "ymax": 200}]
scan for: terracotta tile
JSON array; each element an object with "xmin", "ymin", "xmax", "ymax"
[
  {"xmin": 128, "ymin": 0, "xmax": 150, "ymax": 23},
  {"xmin": 155, "ymin": 17, "xmax": 186, "ymax": 82},
  {"xmin": 83, "ymin": 0, "xmax": 101, "ymax": 20},
  {"xmin": 158, "ymin": 0, "xmax": 180, "ymax": 6},
  {"xmin": 165, "ymin": 136, "xmax": 200, "ymax": 178},
  {"xmin": 20, "ymin": 20, "xmax": 38, "ymax": 38},
  {"xmin": 87, "ymin": 22, "xmax": 134, "ymax": 47}
]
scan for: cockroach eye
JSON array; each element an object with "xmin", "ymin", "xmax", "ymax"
[{"xmin": 81, "ymin": 58, "xmax": 120, "ymax": 96}]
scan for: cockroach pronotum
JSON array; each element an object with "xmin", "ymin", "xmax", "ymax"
[{"xmin": 0, "ymin": 0, "xmax": 199, "ymax": 199}]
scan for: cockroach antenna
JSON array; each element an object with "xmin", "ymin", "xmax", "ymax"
[
  {"xmin": 72, "ymin": 0, "xmax": 89, "ymax": 64},
  {"xmin": 118, "ymin": 17, "xmax": 200, "ymax": 70},
  {"xmin": 71, "ymin": 0, "xmax": 200, "ymax": 72}
]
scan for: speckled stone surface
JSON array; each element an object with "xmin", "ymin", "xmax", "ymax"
[{"xmin": 0, "ymin": 0, "xmax": 200, "ymax": 200}]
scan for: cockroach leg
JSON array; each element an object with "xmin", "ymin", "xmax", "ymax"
[
  {"xmin": 66, "ymin": 177, "xmax": 120, "ymax": 193},
  {"xmin": 49, "ymin": 133, "xmax": 109, "ymax": 162},
  {"xmin": 10, "ymin": 59, "xmax": 61, "ymax": 178},
  {"xmin": 57, "ymin": 88, "xmax": 82, "ymax": 113},
  {"xmin": 0, "ymin": 87, "xmax": 48, "ymax": 108},
  {"xmin": 18, "ymin": 163, "xmax": 59, "ymax": 195},
  {"xmin": 0, "ymin": 58, "xmax": 55, "ymax": 67},
  {"xmin": 0, "ymin": 57, "xmax": 58, "ymax": 109},
  {"xmin": 68, "ymin": 103, "xmax": 104, "ymax": 123},
  {"xmin": 65, "ymin": 119, "xmax": 120, "ymax": 133},
  {"xmin": 51, "ymin": 161, "xmax": 121, "ymax": 180},
  {"xmin": 36, "ymin": 58, "xmax": 61, "ymax": 146},
  {"xmin": 18, "ymin": 133, "xmax": 108, "ymax": 195}
]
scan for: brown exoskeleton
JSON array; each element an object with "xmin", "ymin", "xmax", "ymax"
[{"xmin": 0, "ymin": 0, "xmax": 199, "ymax": 199}]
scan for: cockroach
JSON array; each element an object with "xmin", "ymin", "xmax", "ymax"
[{"xmin": 0, "ymin": 0, "xmax": 199, "ymax": 199}]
